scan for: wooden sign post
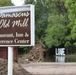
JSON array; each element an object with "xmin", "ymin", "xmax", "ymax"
[{"xmin": 0, "ymin": 5, "xmax": 35, "ymax": 75}]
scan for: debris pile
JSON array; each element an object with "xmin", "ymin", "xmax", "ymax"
[{"xmin": 27, "ymin": 41, "xmax": 45, "ymax": 62}]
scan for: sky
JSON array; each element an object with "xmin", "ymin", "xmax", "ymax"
[{"xmin": 11, "ymin": 0, "xmax": 24, "ymax": 6}]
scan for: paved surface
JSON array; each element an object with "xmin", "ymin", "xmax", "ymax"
[{"xmin": 20, "ymin": 62, "xmax": 76, "ymax": 75}]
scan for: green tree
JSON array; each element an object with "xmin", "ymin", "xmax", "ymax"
[
  {"xmin": 24, "ymin": 0, "xmax": 76, "ymax": 52},
  {"xmin": 44, "ymin": 0, "xmax": 68, "ymax": 49},
  {"xmin": 64, "ymin": 0, "xmax": 76, "ymax": 47},
  {"xmin": 0, "ymin": 0, "xmax": 13, "ymax": 6},
  {"xmin": 25, "ymin": 0, "xmax": 49, "ymax": 42},
  {"xmin": 44, "ymin": 17, "xmax": 67, "ymax": 48}
]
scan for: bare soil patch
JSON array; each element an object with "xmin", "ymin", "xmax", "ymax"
[{"xmin": 0, "ymin": 58, "xmax": 32, "ymax": 75}]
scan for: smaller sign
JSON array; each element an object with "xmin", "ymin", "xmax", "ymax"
[{"xmin": 0, "ymin": 5, "xmax": 35, "ymax": 46}]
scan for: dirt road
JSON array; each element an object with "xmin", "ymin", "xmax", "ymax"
[{"xmin": 20, "ymin": 62, "xmax": 76, "ymax": 75}]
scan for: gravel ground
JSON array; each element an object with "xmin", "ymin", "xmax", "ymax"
[{"xmin": 20, "ymin": 62, "xmax": 76, "ymax": 75}]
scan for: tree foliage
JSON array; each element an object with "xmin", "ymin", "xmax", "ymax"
[
  {"xmin": 24, "ymin": 0, "xmax": 76, "ymax": 52},
  {"xmin": 0, "ymin": 0, "xmax": 13, "ymax": 6},
  {"xmin": 45, "ymin": 24, "xmax": 67, "ymax": 48},
  {"xmin": 25, "ymin": 0, "xmax": 48, "ymax": 42},
  {"xmin": 24, "ymin": 0, "xmax": 76, "ymax": 48},
  {"xmin": 44, "ymin": 0, "xmax": 68, "ymax": 48},
  {"xmin": 64, "ymin": 0, "xmax": 76, "ymax": 47}
]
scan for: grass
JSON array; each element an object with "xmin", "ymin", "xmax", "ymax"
[{"xmin": 65, "ymin": 53, "xmax": 76, "ymax": 62}]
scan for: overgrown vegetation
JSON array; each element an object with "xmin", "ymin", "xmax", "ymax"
[{"xmin": 24, "ymin": 0, "xmax": 76, "ymax": 54}]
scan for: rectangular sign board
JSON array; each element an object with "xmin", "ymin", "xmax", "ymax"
[{"xmin": 0, "ymin": 5, "xmax": 35, "ymax": 46}]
